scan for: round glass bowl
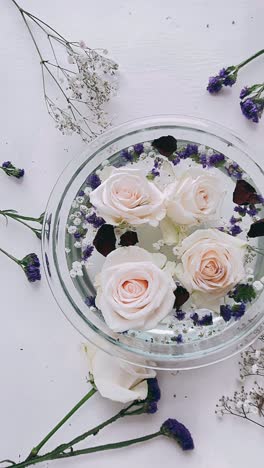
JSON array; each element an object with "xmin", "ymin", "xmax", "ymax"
[{"xmin": 42, "ymin": 115, "xmax": 264, "ymax": 370}]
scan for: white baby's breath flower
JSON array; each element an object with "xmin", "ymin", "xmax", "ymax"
[
  {"xmin": 70, "ymin": 270, "xmax": 77, "ymax": 278},
  {"xmin": 72, "ymin": 201, "xmax": 79, "ymax": 208},
  {"xmin": 143, "ymin": 142, "xmax": 152, "ymax": 151},
  {"xmin": 73, "ymin": 218, "xmax": 82, "ymax": 226},
  {"xmin": 76, "ymin": 196, "xmax": 84, "ymax": 204},
  {"xmin": 68, "ymin": 225, "xmax": 77, "ymax": 234},
  {"xmin": 84, "ymin": 187, "xmax": 92, "ymax": 196},
  {"xmin": 74, "ymin": 241, "xmax": 82, "ymax": 248},
  {"xmin": 65, "ymin": 248, "xmax": 71, "ymax": 254},
  {"xmin": 252, "ymin": 364, "xmax": 258, "ymax": 373}
]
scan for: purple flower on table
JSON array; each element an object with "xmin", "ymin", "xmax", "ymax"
[
  {"xmin": 207, "ymin": 75, "xmax": 223, "ymax": 94},
  {"xmin": 240, "ymin": 98, "xmax": 264, "ymax": 123},
  {"xmin": 147, "ymin": 377, "xmax": 161, "ymax": 402},
  {"xmin": 207, "ymin": 67, "xmax": 237, "ymax": 94},
  {"xmin": 86, "ymin": 173, "xmax": 101, "ymax": 190},
  {"xmin": 1, "ymin": 161, "xmax": 25, "ymax": 179},
  {"xmin": 240, "ymin": 87, "xmax": 250, "ymax": 99},
  {"xmin": 21, "ymin": 253, "xmax": 41, "ymax": 282},
  {"xmin": 161, "ymin": 418, "xmax": 194, "ymax": 451},
  {"xmin": 230, "ymin": 224, "xmax": 242, "ymax": 236},
  {"xmin": 144, "ymin": 400, "xmax": 158, "ymax": 414}
]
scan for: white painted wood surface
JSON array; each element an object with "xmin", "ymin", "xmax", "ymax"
[{"xmin": 1, "ymin": 1, "xmax": 264, "ymax": 466}]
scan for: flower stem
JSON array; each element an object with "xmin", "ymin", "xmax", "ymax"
[
  {"xmin": 237, "ymin": 49, "xmax": 264, "ymax": 70},
  {"xmin": 0, "ymin": 247, "xmax": 19, "ymax": 264},
  {"xmin": 27, "ymin": 387, "xmax": 97, "ymax": 459},
  {"xmin": 9, "ymin": 432, "xmax": 161, "ymax": 468}
]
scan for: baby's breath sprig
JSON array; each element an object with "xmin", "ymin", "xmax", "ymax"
[
  {"xmin": 0, "ymin": 210, "xmax": 44, "ymax": 239},
  {"xmin": 10, "ymin": 0, "xmax": 118, "ymax": 142}
]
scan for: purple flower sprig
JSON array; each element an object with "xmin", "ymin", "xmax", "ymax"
[
  {"xmin": 0, "ymin": 210, "xmax": 44, "ymax": 239},
  {"xmin": 0, "ymin": 247, "xmax": 41, "ymax": 282},
  {"xmin": 240, "ymin": 83, "xmax": 264, "ymax": 123},
  {"xmin": 207, "ymin": 49, "xmax": 264, "ymax": 94},
  {"xmin": 1, "ymin": 161, "xmax": 24, "ymax": 179}
]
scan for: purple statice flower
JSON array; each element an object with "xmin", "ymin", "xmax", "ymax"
[
  {"xmin": 208, "ymin": 153, "xmax": 225, "ymax": 167},
  {"xmin": 240, "ymin": 87, "xmax": 250, "ymax": 99},
  {"xmin": 226, "ymin": 163, "xmax": 242, "ymax": 180},
  {"xmin": 120, "ymin": 149, "xmax": 133, "ymax": 162},
  {"xmin": 172, "ymin": 155, "xmax": 181, "ymax": 165},
  {"xmin": 82, "ymin": 245, "xmax": 94, "ymax": 261},
  {"xmin": 230, "ymin": 215, "xmax": 240, "ymax": 225},
  {"xmin": 151, "ymin": 168, "xmax": 160, "ymax": 177},
  {"xmin": 1, "ymin": 161, "xmax": 25, "ymax": 179},
  {"xmin": 144, "ymin": 401, "xmax": 158, "ymax": 414},
  {"xmin": 147, "ymin": 378, "xmax": 161, "ymax": 402},
  {"xmin": 86, "ymin": 172, "xmax": 101, "ymax": 190},
  {"xmin": 178, "ymin": 143, "xmax": 199, "ymax": 160},
  {"xmin": 21, "ymin": 253, "xmax": 41, "ymax": 282},
  {"xmin": 134, "ymin": 143, "xmax": 144, "ymax": 154},
  {"xmin": 220, "ymin": 304, "xmax": 232, "ymax": 322},
  {"xmin": 86, "ymin": 212, "xmax": 105, "ymax": 229},
  {"xmin": 85, "ymin": 296, "xmax": 96, "ymax": 307},
  {"xmin": 240, "ymin": 98, "xmax": 264, "ymax": 123},
  {"xmin": 230, "ymin": 224, "xmax": 242, "ymax": 236},
  {"xmin": 161, "ymin": 418, "xmax": 194, "ymax": 451},
  {"xmin": 175, "ymin": 334, "xmax": 183, "ymax": 344},
  {"xmin": 78, "ymin": 190, "xmax": 85, "ymax": 196},
  {"xmin": 232, "ymin": 302, "xmax": 246, "ymax": 320},
  {"xmin": 74, "ymin": 231, "xmax": 82, "ymax": 239},
  {"xmin": 175, "ymin": 310, "xmax": 186, "ymax": 321},
  {"xmin": 207, "ymin": 67, "xmax": 237, "ymax": 94},
  {"xmin": 217, "ymin": 226, "xmax": 225, "ymax": 232},
  {"xmin": 247, "ymin": 206, "xmax": 258, "ymax": 217},
  {"xmin": 199, "ymin": 153, "xmax": 208, "ymax": 168},
  {"xmin": 191, "ymin": 312, "xmax": 212, "ymax": 326},
  {"xmin": 190, "ymin": 312, "xmax": 199, "ymax": 325},
  {"xmin": 234, "ymin": 206, "xmax": 247, "ymax": 216}
]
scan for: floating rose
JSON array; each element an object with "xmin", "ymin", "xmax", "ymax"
[
  {"xmin": 152, "ymin": 135, "xmax": 177, "ymax": 157},
  {"xmin": 165, "ymin": 168, "xmax": 225, "ymax": 225},
  {"xmin": 175, "ymin": 229, "xmax": 246, "ymax": 310},
  {"xmin": 90, "ymin": 168, "xmax": 166, "ymax": 227},
  {"xmin": 95, "ymin": 246, "xmax": 176, "ymax": 332}
]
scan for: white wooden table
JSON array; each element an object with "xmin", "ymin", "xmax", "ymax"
[{"xmin": 1, "ymin": 1, "xmax": 264, "ymax": 466}]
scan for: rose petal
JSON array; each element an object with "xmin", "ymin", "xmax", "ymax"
[
  {"xmin": 233, "ymin": 180, "xmax": 259, "ymax": 205},
  {"xmin": 120, "ymin": 231, "xmax": 139, "ymax": 246},
  {"xmin": 152, "ymin": 135, "xmax": 177, "ymax": 157},
  {"xmin": 174, "ymin": 285, "xmax": 190, "ymax": 310},
  {"xmin": 93, "ymin": 224, "xmax": 116, "ymax": 256},
  {"xmin": 247, "ymin": 218, "xmax": 264, "ymax": 238}
]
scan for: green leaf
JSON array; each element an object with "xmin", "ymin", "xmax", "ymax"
[{"xmin": 230, "ymin": 283, "xmax": 256, "ymax": 303}]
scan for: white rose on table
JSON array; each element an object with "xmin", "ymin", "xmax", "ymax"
[
  {"xmin": 84, "ymin": 344, "xmax": 156, "ymax": 403},
  {"xmin": 89, "ymin": 168, "xmax": 166, "ymax": 227},
  {"xmin": 165, "ymin": 168, "xmax": 225, "ymax": 225},
  {"xmin": 175, "ymin": 229, "xmax": 246, "ymax": 309},
  {"xmin": 95, "ymin": 246, "xmax": 176, "ymax": 332}
]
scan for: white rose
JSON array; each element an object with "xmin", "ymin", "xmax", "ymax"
[
  {"xmin": 84, "ymin": 344, "xmax": 156, "ymax": 403},
  {"xmin": 89, "ymin": 168, "xmax": 166, "ymax": 227},
  {"xmin": 95, "ymin": 246, "xmax": 176, "ymax": 332},
  {"xmin": 175, "ymin": 229, "xmax": 246, "ymax": 309},
  {"xmin": 165, "ymin": 168, "xmax": 225, "ymax": 225}
]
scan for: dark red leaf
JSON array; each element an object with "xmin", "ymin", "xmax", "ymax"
[
  {"xmin": 248, "ymin": 218, "xmax": 264, "ymax": 238},
  {"xmin": 93, "ymin": 224, "xmax": 116, "ymax": 256},
  {"xmin": 152, "ymin": 135, "xmax": 177, "ymax": 157},
  {"xmin": 233, "ymin": 180, "xmax": 259, "ymax": 205},
  {"xmin": 120, "ymin": 231, "xmax": 139, "ymax": 246},
  {"xmin": 174, "ymin": 286, "xmax": 190, "ymax": 310}
]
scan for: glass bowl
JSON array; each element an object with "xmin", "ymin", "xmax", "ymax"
[{"xmin": 42, "ymin": 115, "xmax": 264, "ymax": 370}]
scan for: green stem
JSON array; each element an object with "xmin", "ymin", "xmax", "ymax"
[
  {"xmin": 0, "ymin": 247, "xmax": 19, "ymax": 264},
  {"xmin": 237, "ymin": 49, "xmax": 264, "ymax": 70},
  {"xmin": 9, "ymin": 432, "xmax": 161, "ymax": 468},
  {"xmin": 27, "ymin": 387, "xmax": 96, "ymax": 459}
]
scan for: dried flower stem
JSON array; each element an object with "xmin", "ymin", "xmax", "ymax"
[{"xmin": 10, "ymin": 0, "xmax": 118, "ymax": 141}]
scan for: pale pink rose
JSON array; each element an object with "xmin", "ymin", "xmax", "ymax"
[
  {"xmin": 165, "ymin": 168, "xmax": 225, "ymax": 225},
  {"xmin": 95, "ymin": 246, "xmax": 176, "ymax": 332},
  {"xmin": 175, "ymin": 229, "xmax": 246, "ymax": 309},
  {"xmin": 89, "ymin": 168, "xmax": 166, "ymax": 226}
]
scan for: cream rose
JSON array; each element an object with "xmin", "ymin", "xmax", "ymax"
[
  {"xmin": 165, "ymin": 168, "xmax": 225, "ymax": 225},
  {"xmin": 95, "ymin": 246, "xmax": 176, "ymax": 332},
  {"xmin": 175, "ymin": 229, "xmax": 246, "ymax": 309},
  {"xmin": 89, "ymin": 168, "xmax": 166, "ymax": 226},
  {"xmin": 84, "ymin": 344, "xmax": 156, "ymax": 403}
]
